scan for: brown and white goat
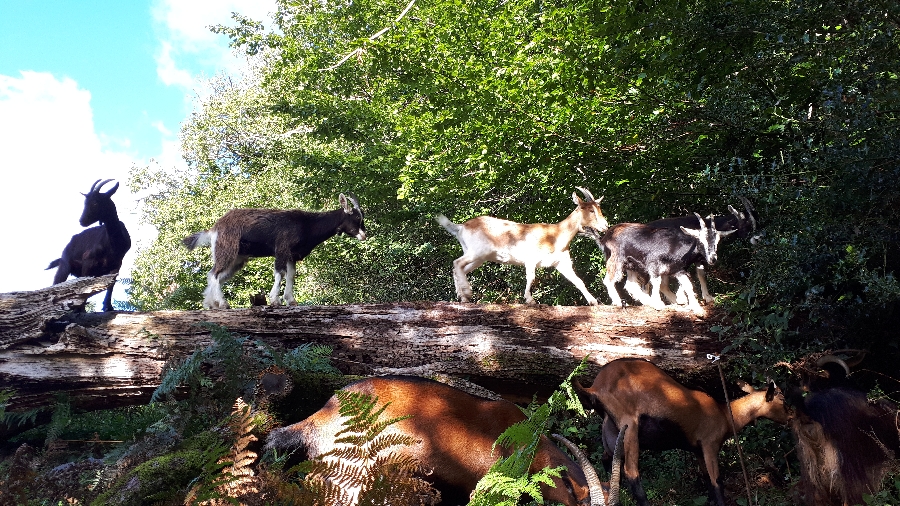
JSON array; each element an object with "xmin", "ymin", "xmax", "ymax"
[
  {"xmin": 46, "ymin": 179, "xmax": 131, "ymax": 311},
  {"xmin": 789, "ymin": 355, "xmax": 899, "ymax": 506},
  {"xmin": 575, "ymin": 358, "xmax": 792, "ymax": 506},
  {"xmin": 435, "ymin": 188, "xmax": 608, "ymax": 305},
  {"xmin": 646, "ymin": 197, "xmax": 759, "ymax": 304},
  {"xmin": 183, "ymin": 193, "xmax": 365, "ymax": 309},
  {"xmin": 589, "ymin": 214, "xmax": 734, "ymax": 314},
  {"xmin": 266, "ymin": 375, "xmax": 624, "ymax": 506}
]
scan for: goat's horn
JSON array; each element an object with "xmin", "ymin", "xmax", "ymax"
[
  {"xmin": 346, "ymin": 193, "xmax": 361, "ymax": 210},
  {"xmin": 552, "ymin": 434, "xmax": 606, "ymax": 506},
  {"xmin": 727, "ymin": 205, "xmax": 743, "ymax": 219},
  {"xmin": 608, "ymin": 424, "xmax": 626, "ymax": 506},
  {"xmin": 739, "ymin": 196, "xmax": 757, "ymax": 232},
  {"xmin": 88, "ymin": 179, "xmax": 102, "ymax": 193},
  {"xmin": 93, "ymin": 179, "xmax": 114, "ymax": 194},
  {"xmin": 816, "ymin": 355, "xmax": 850, "ymax": 378},
  {"xmin": 693, "ymin": 212, "xmax": 707, "ymax": 230},
  {"xmin": 829, "ymin": 349, "xmax": 868, "ymax": 368},
  {"xmin": 575, "ymin": 187, "xmax": 595, "ymax": 202}
]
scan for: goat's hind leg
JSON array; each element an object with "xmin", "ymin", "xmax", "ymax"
[
  {"xmin": 452, "ymin": 255, "xmax": 482, "ymax": 302},
  {"xmin": 283, "ymin": 261, "xmax": 298, "ymax": 306},
  {"xmin": 102, "ymin": 281, "xmax": 116, "ymax": 312},
  {"xmin": 205, "ymin": 259, "xmax": 244, "ymax": 309}
]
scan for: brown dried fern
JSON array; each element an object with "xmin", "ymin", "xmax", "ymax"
[{"xmin": 184, "ymin": 398, "xmax": 260, "ymax": 506}]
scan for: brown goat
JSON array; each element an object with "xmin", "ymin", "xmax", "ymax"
[
  {"xmin": 266, "ymin": 375, "xmax": 624, "ymax": 506},
  {"xmin": 789, "ymin": 355, "xmax": 900, "ymax": 506},
  {"xmin": 575, "ymin": 358, "xmax": 792, "ymax": 506}
]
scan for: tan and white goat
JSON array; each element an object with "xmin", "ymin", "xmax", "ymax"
[{"xmin": 436, "ymin": 188, "xmax": 608, "ymax": 305}]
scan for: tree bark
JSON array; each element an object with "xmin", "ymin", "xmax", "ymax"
[{"xmin": 1, "ymin": 279, "xmax": 727, "ymax": 414}]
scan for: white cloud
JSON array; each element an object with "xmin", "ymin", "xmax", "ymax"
[
  {"xmin": 0, "ymin": 71, "xmax": 142, "ymax": 297},
  {"xmin": 152, "ymin": 0, "xmax": 277, "ymax": 91}
]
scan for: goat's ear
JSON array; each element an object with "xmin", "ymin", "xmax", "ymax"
[
  {"xmin": 572, "ymin": 192, "xmax": 583, "ymax": 205},
  {"xmin": 736, "ymin": 380, "xmax": 755, "ymax": 394},
  {"xmin": 339, "ymin": 193, "xmax": 351, "ymax": 213},
  {"xmin": 679, "ymin": 226, "xmax": 701, "ymax": 238},
  {"xmin": 765, "ymin": 382, "xmax": 777, "ymax": 402},
  {"xmin": 719, "ymin": 228, "xmax": 737, "ymax": 237}
]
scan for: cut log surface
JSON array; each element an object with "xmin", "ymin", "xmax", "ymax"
[{"xmin": 0, "ymin": 280, "xmax": 727, "ymax": 413}]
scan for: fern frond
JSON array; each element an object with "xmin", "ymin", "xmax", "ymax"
[{"xmin": 296, "ymin": 390, "xmax": 439, "ymax": 505}]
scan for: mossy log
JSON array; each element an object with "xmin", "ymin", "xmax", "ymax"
[{"xmin": 0, "ymin": 277, "xmax": 728, "ymax": 414}]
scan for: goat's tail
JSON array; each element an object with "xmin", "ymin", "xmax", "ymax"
[
  {"xmin": 46, "ymin": 259, "xmax": 61, "ymax": 270},
  {"xmin": 182, "ymin": 230, "xmax": 212, "ymax": 250},
  {"xmin": 435, "ymin": 214, "xmax": 463, "ymax": 238}
]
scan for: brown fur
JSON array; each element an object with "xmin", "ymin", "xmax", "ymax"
[
  {"xmin": 575, "ymin": 358, "xmax": 791, "ymax": 506},
  {"xmin": 267, "ymin": 375, "xmax": 610, "ymax": 506}
]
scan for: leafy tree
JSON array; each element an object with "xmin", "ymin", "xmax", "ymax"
[{"xmin": 129, "ymin": 0, "xmax": 900, "ymax": 360}]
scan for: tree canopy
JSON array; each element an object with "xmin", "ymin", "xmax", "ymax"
[{"xmin": 129, "ymin": 0, "xmax": 900, "ymax": 362}]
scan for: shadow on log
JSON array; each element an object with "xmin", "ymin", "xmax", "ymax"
[{"xmin": 0, "ymin": 278, "xmax": 728, "ymax": 418}]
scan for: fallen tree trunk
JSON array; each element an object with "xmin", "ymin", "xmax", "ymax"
[{"xmin": 1, "ymin": 280, "xmax": 728, "ymax": 414}]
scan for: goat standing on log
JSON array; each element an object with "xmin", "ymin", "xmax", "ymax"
[
  {"xmin": 436, "ymin": 187, "xmax": 608, "ymax": 305},
  {"xmin": 183, "ymin": 193, "xmax": 366, "ymax": 309},
  {"xmin": 266, "ymin": 375, "xmax": 626, "ymax": 506},
  {"xmin": 589, "ymin": 213, "xmax": 734, "ymax": 314},
  {"xmin": 789, "ymin": 354, "xmax": 899, "ymax": 506},
  {"xmin": 575, "ymin": 358, "xmax": 792, "ymax": 506},
  {"xmin": 46, "ymin": 179, "xmax": 131, "ymax": 311},
  {"xmin": 646, "ymin": 197, "xmax": 759, "ymax": 304}
]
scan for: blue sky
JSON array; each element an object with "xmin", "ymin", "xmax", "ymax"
[{"xmin": 0, "ymin": 0, "xmax": 276, "ymax": 305}]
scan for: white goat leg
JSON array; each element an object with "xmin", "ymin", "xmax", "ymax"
[
  {"xmin": 646, "ymin": 276, "xmax": 666, "ymax": 310},
  {"xmin": 269, "ymin": 268, "xmax": 284, "ymax": 306},
  {"xmin": 555, "ymin": 258, "xmax": 598, "ymax": 305},
  {"xmin": 524, "ymin": 263, "xmax": 537, "ymax": 304},
  {"xmin": 696, "ymin": 265, "xmax": 714, "ymax": 304},
  {"xmin": 674, "ymin": 271, "xmax": 705, "ymax": 314},
  {"xmin": 283, "ymin": 262, "xmax": 297, "ymax": 305}
]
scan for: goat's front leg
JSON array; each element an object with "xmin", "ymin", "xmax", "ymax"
[
  {"xmin": 268, "ymin": 266, "xmax": 284, "ymax": 306},
  {"xmin": 621, "ymin": 417, "xmax": 651, "ymax": 506},
  {"xmin": 673, "ymin": 271, "xmax": 704, "ymax": 315},
  {"xmin": 696, "ymin": 264, "xmax": 714, "ymax": 303},
  {"xmin": 555, "ymin": 256, "xmax": 598, "ymax": 305},
  {"xmin": 700, "ymin": 444, "xmax": 727, "ymax": 506},
  {"xmin": 523, "ymin": 263, "xmax": 537, "ymax": 304}
]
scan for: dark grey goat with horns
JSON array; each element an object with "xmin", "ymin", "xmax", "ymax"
[{"xmin": 47, "ymin": 179, "xmax": 132, "ymax": 311}]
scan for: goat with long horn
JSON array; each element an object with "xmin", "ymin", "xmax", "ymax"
[{"xmin": 47, "ymin": 179, "xmax": 131, "ymax": 311}]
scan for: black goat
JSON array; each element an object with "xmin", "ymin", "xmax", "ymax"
[
  {"xmin": 646, "ymin": 197, "xmax": 759, "ymax": 304},
  {"xmin": 46, "ymin": 179, "xmax": 131, "ymax": 311},
  {"xmin": 589, "ymin": 214, "xmax": 734, "ymax": 314},
  {"xmin": 183, "ymin": 193, "xmax": 366, "ymax": 309},
  {"xmin": 789, "ymin": 354, "xmax": 899, "ymax": 506}
]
